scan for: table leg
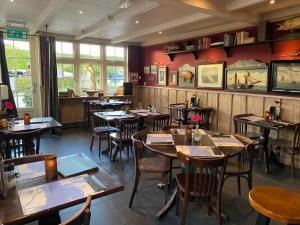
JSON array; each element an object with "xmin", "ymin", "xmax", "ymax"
[
  {"xmin": 38, "ymin": 212, "xmax": 61, "ymax": 225},
  {"xmin": 259, "ymin": 128, "xmax": 270, "ymax": 173},
  {"xmin": 182, "ymin": 110, "xmax": 189, "ymax": 125},
  {"xmin": 156, "ymin": 187, "xmax": 177, "ymax": 220},
  {"xmin": 255, "ymin": 213, "xmax": 270, "ymax": 225}
]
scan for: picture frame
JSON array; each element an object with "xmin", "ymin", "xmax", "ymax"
[
  {"xmin": 130, "ymin": 73, "xmax": 139, "ymax": 84},
  {"xmin": 270, "ymin": 60, "xmax": 300, "ymax": 94},
  {"xmin": 178, "ymin": 64, "xmax": 196, "ymax": 88},
  {"xmin": 144, "ymin": 66, "xmax": 150, "ymax": 74},
  {"xmin": 168, "ymin": 71, "xmax": 178, "ymax": 86},
  {"xmin": 150, "ymin": 65, "xmax": 157, "ymax": 74},
  {"xmin": 157, "ymin": 66, "xmax": 167, "ymax": 86},
  {"xmin": 197, "ymin": 62, "xmax": 224, "ymax": 89},
  {"xmin": 225, "ymin": 59, "xmax": 269, "ymax": 93}
]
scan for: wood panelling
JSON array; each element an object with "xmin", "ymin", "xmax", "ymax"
[
  {"xmin": 154, "ymin": 88, "xmax": 161, "ymax": 112},
  {"xmin": 206, "ymin": 92, "xmax": 219, "ymax": 131},
  {"xmin": 169, "ymin": 89, "xmax": 177, "ymax": 105},
  {"xmin": 161, "ymin": 89, "xmax": 169, "ymax": 113},
  {"xmin": 247, "ymin": 96, "xmax": 264, "ymax": 116},
  {"xmin": 231, "ymin": 95, "xmax": 247, "ymax": 131},
  {"xmin": 196, "ymin": 91, "xmax": 208, "ymax": 107},
  {"xmin": 176, "ymin": 90, "xmax": 186, "ymax": 103},
  {"xmin": 218, "ymin": 94, "xmax": 232, "ymax": 133}
]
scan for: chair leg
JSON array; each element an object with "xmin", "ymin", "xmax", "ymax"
[
  {"xmin": 90, "ymin": 135, "xmax": 94, "ymax": 151},
  {"xmin": 237, "ymin": 176, "xmax": 241, "ymax": 197},
  {"xmin": 180, "ymin": 193, "xmax": 189, "ymax": 225},
  {"xmin": 127, "ymin": 146, "xmax": 130, "ymax": 159},
  {"xmin": 98, "ymin": 133, "xmax": 102, "ymax": 158},
  {"xmin": 176, "ymin": 190, "xmax": 180, "ymax": 216},
  {"xmin": 248, "ymin": 173, "xmax": 253, "ymax": 191},
  {"xmin": 109, "ymin": 137, "xmax": 112, "ymax": 160},
  {"xmin": 164, "ymin": 172, "xmax": 168, "ymax": 204},
  {"xmin": 129, "ymin": 173, "xmax": 140, "ymax": 208},
  {"xmin": 291, "ymin": 153, "xmax": 295, "ymax": 179}
]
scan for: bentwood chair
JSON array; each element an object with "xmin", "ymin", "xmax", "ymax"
[
  {"xmin": 176, "ymin": 152, "xmax": 228, "ymax": 225},
  {"xmin": 5, "ymin": 129, "xmax": 42, "ymax": 158},
  {"xmin": 169, "ymin": 103, "xmax": 186, "ymax": 125},
  {"xmin": 192, "ymin": 107, "xmax": 213, "ymax": 130},
  {"xmin": 269, "ymin": 123, "xmax": 300, "ymax": 178},
  {"xmin": 152, "ymin": 114, "xmax": 170, "ymax": 131},
  {"xmin": 129, "ymin": 130, "xmax": 170, "ymax": 208},
  {"xmin": 59, "ymin": 196, "xmax": 92, "ymax": 225},
  {"xmin": 90, "ymin": 110, "xmax": 117, "ymax": 158},
  {"xmin": 222, "ymin": 134, "xmax": 256, "ymax": 196},
  {"xmin": 109, "ymin": 117, "xmax": 139, "ymax": 161}
]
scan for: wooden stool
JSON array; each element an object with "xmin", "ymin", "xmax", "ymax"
[{"xmin": 249, "ymin": 186, "xmax": 300, "ymax": 225}]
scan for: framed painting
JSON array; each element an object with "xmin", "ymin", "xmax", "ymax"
[
  {"xmin": 130, "ymin": 73, "xmax": 139, "ymax": 84},
  {"xmin": 150, "ymin": 65, "xmax": 157, "ymax": 74},
  {"xmin": 157, "ymin": 66, "xmax": 167, "ymax": 86},
  {"xmin": 144, "ymin": 66, "xmax": 150, "ymax": 74},
  {"xmin": 270, "ymin": 60, "xmax": 300, "ymax": 94},
  {"xmin": 197, "ymin": 62, "xmax": 224, "ymax": 89},
  {"xmin": 178, "ymin": 64, "xmax": 196, "ymax": 88},
  {"xmin": 168, "ymin": 71, "xmax": 178, "ymax": 86},
  {"xmin": 225, "ymin": 59, "xmax": 269, "ymax": 93}
]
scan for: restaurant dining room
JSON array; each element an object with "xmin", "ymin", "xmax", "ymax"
[{"xmin": 1, "ymin": 0, "xmax": 300, "ymax": 225}]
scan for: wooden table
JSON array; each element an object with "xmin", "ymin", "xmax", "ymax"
[
  {"xmin": 143, "ymin": 129, "xmax": 244, "ymax": 220},
  {"xmin": 94, "ymin": 110, "xmax": 136, "ymax": 122},
  {"xmin": 90, "ymin": 99, "xmax": 131, "ymax": 109},
  {"xmin": 0, "ymin": 156, "xmax": 124, "ymax": 225},
  {"xmin": 249, "ymin": 186, "xmax": 300, "ymax": 225},
  {"xmin": 233, "ymin": 115, "xmax": 291, "ymax": 173}
]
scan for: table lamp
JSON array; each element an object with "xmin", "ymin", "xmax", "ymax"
[{"xmin": 44, "ymin": 154, "xmax": 58, "ymax": 180}]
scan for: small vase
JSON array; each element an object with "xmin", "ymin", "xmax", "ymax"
[{"xmin": 192, "ymin": 125, "xmax": 201, "ymax": 142}]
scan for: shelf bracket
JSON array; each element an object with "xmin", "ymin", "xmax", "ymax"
[
  {"xmin": 268, "ymin": 42, "xmax": 274, "ymax": 54},
  {"xmin": 223, "ymin": 47, "xmax": 231, "ymax": 57},
  {"xmin": 167, "ymin": 53, "xmax": 175, "ymax": 62}
]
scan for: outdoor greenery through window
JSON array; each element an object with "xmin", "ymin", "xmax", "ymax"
[
  {"xmin": 80, "ymin": 44, "xmax": 100, "ymax": 59},
  {"xmin": 57, "ymin": 64, "xmax": 75, "ymax": 91},
  {"xmin": 105, "ymin": 46, "xmax": 125, "ymax": 61},
  {"xmin": 106, "ymin": 66, "xmax": 125, "ymax": 95},
  {"xmin": 56, "ymin": 41, "xmax": 74, "ymax": 58},
  {"xmin": 80, "ymin": 64, "xmax": 101, "ymax": 92},
  {"xmin": 4, "ymin": 39, "xmax": 32, "ymax": 108}
]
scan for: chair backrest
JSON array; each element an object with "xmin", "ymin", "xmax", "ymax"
[
  {"xmin": 233, "ymin": 113, "xmax": 254, "ymax": 135},
  {"xmin": 177, "ymin": 152, "xmax": 228, "ymax": 197},
  {"xmin": 5, "ymin": 129, "xmax": 42, "ymax": 158},
  {"xmin": 90, "ymin": 109, "xmax": 113, "ymax": 130},
  {"xmin": 82, "ymin": 100, "xmax": 91, "ymax": 117},
  {"xmin": 293, "ymin": 123, "xmax": 300, "ymax": 150},
  {"xmin": 117, "ymin": 117, "xmax": 139, "ymax": 140},
  {"xmin": 131, "ymin": 130, "xmax": 149, "ymax": 172},
  {"xmin": 233, "ymin": 134, "xmax": 255, "ymax": 171},
  {"xmin": 59, "ymin": 196, "xmax": 92, "ymax": 225},
  {"xmin": 193, "ymin": 108, "xmax": 213, "ymax": 130},
  {"xmin": 169, "ymin": 103, "xmax": 185, "ymax": 123},
  {"xmin": 153, "ymin": 114, "xmax": 170, "ymax": 131}
]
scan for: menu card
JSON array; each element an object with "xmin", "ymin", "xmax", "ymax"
[
  {"xmin": 208, "ymin": 135, "xmax": 244, "ymax": 147},
  {"xmin": 176, "ymin": 145, "xmax": 223, "ymax": 157},
  {"xmin": 146, "ymin": 134, "xmax": 174, "ymax": 145}
]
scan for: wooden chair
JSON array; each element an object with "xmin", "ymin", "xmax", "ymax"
[
  {"xmin": 222, "ymin": 134, "xmax": 256, "ymax": 196},
  {"xmin": 4, "ymin": 129, "xmax": 42, "ymax": 158},
  {"xmin": 192, "ymin": 107, "xmax": 213, "ymax": 130},
  {"xmin": 129, "ymin": 130, "xmax": 170, "ymax": 208},
  {"xmin": 233, "ymin": 114, "xmax": 260, "ymax": 139},
  {"xmin": 90, "ymin": 110, "xmax": 118, "ymax": 158},
  {"xmin": 59, "ymin": 195, "xmax": 92, "ymax": 225},
  {"xmin": 152, "ymin": 114, "xmax": 170, "ymax": 131},
  {"xmin": 169, "ymin": 103, "xmax": 185, "ymax": 125},
  {"xmin": 269, "ymin": 123, "xmax": 300, "ymax": 178},
  {"xmin": 176, "ymin": 152, "xmax": 228, "ymax": 225},
  {"xmin": 82, "ymin": 100, "xmax": 91, "ymax": 130},
  {"xmin": 109, "ymin": 117, "xmax": 139, "ymax": 161}
]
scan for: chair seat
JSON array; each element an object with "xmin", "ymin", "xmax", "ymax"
[
  {"xmin": 139, "ymin": 156, "xmax": 169, "ymax": 173},
  {"xmin": 176, "ymin": 173, "xmax": 218, "ymax": 195},
  {"xmin": 93, "ymin": 126, "xmax": 118, "ymax": 134},
  {"xmin": 109, "ymin": 132, "xmax": 131, "ymax": 142},
  {"xmin": 225, "ymin": 161, "xmax": 249, "ymax": 175}
]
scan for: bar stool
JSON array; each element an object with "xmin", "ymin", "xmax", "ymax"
[{"xmin": 249, "ymin": 186, "xmax": 300, "ymax": 225}]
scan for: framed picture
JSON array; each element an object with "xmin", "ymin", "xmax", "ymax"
[
  {"xmin": 197, "ymin": 62, "xmax": 224, "ymax": 89},
  {"xmin": 270, "ymin": 60, "xmax": 300, "ymax": 94},
  {"xmin": 169, "ymin": 71, "xmax": 178, "ymax": 86},
  {"xmin": 144, "ymin": 66, "xmax": 150, "ymax": 74},
  {"xmin": 150, "ymin": 65, "xmax": 157, "ymax": 74},
  {"xmin": 226, "ymin": 59, "xmax": 269, "ymax": 93},
  {"xmin": 157, "ymin": 66, "xmax": 167, "ymax": 86},
  {"xmin": 130, "ymin": 73, "xmax": 139, "ymax": 84},
  {"xmin": 178, "ymin": 64, "xmax": 196, "ymax": 88}
]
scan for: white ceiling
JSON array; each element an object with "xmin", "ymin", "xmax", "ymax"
[{"xmin": 1, "ymin": 0, "xmax": 300, "ymax": 45}]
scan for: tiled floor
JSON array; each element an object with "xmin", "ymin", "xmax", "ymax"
[{"xmin": 36, "ymin": 128, "xmax": 300, "ymax": 225}]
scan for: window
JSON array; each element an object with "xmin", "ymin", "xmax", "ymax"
[
  {"xmin": 80, "ymin": 44, "xmax": 100, "ymax": 59},
  {"xmin": 106, "ymin": 66, "xmax": 125, "ymax": 95},
  {"xmin": 80, "ymin": 64, "xmax": 101, "ymax": 92},
  {"xmin": 105, "ymin": 46, "xmax": 125, "ymax": 61},
  {"xmin": 56, "ymin": 41, "xmax": 74, "ymax": 58},
  {"xmin": 4, "ymin": 39, "xmax": 32, "ymax": 108},
  {"xmin": 57, "ymin": 64, "xmax": 75, "ymax": 91}
]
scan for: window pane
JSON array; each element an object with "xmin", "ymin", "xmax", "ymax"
[
  {"xmin": 80, "ymin": 64, "xmax": 101, "ymax": 92},
  {"xmin": 16, "ymin": 77, "xmax": 32, "ymax": 92},
  {"xmin": 91, "ymin": 45, "xmax": 100, "ymax": 59},
  {"xmin": 106, "ymin": 46, "xmax": 115, "ymax": 60},
  {"xmin": 14, "ymin": 41, "xmax": 30, "ymax": 58},
  {"xmin": 63, "ymin": 64, "xmax": 74, "ymax": 78},
  {"xmin": 115, "ymin": 47, "xmax": 124, "ymax": 61},
  {"xmin": 80, "ymin": 44, "xmax": 90, "ymax": 59},
  {"xmin": 57, "ymin": 64, "xmax": 63, "ymax": 78},
  {"xmin": 107, "ymin": 66, "xmax": 116, "ymax": 79},
  {"xmin": 4, "ymin": 40, "xmax": 14, "ymax": 57},
  {"xmin": 15, "ymin": 59, "xmax": 31, "ymax": 75},
  {"xmin": 116, "ymin": 66, "xmax": 124, "ymax": 79},
  {"xmin": 61, "ymin": 42, "xmax": 73, "ymax": 58},
  {"xmin": 56, "ymin": 41, "xmax": 62, "ymax": 57}
]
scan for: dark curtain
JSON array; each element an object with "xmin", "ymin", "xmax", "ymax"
[
  {"xmin": 40, "ymin": 34, "xmax": 59, "ymax": 120},
  {"xmin": 0, "ymin": 32, "xmax": 18, "ymax": 116}
]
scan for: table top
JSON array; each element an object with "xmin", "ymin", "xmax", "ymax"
[
  {"xmin": 94, "ymin": 111, "xmax": 136, "ymax": 121},
  {"xmin": 130, "ymin": 109, "xmax": 162, "ymax": 117},
  {"xmin": 0, "ymin": 156, "xmax": 123, "ymax": 225},
  {"xmin": 166, "ymin": 105, "xmax": 203, "ymax": 112},
  {"xmin": 234, "ymin": 115, "xmax": 291, "ymax": 130},
  {"xmin": 143, "ymin": 129, "xmax": 244, "ymax": 159},
  {"xmin": 0, "ymin": 117, "xmax": 62, "ymax": 133},
  {"xmin": 249, "ymin": 186, "xmax": 300, "ymax": 224},
  {"xmin": 90, "ymin": 99, "xmax": 130, "ymax": 106}
]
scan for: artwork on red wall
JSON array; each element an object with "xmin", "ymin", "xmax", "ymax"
[
  {"xmin": 178, "ymin": 64, "xmax": 196, "ymax": 88},
  {"xmin": 157, "ymin": 66, "xmax": 167, "ymax": 86},
  {"xmin": 150, "ymin": 65, "xmax": 157, "ymax": 74},
  {"xmin": 226, "ymin": 59, "xmax": 269, "ymax": 93},
  {"xmin": 130, "ymin": 73, "xmax": 139, "ymax": 84},
  {"xmin": 197, "ymin": 62, "xmax": 224, "ymax": 89},
  {"xmin": 144, "ymin": 66, "xmax": 150, "ymax": 74},
  {"xmin": 169, "ymin": 71, "xmax": 178, "ymax": 86}
]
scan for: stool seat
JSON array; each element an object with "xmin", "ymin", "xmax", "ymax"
[{"xmin": 249, "ymin": 186, "xmax": 300, "ymax": 224}]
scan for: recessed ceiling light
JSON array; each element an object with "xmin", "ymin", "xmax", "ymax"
[
  {"xmin": 56, "ymin": 27, "xmax": 60, "ymax": 31},
  {"xmin": 135, "ymin": 20, "xmax": 139, "ymax": 24},
  {"xmin": 79, "ymin": 10, "xmax": 83, "ymax": 14},
  {"xmin": 269, "ymin": 0, "xmax": 275, "ymax": 4},
  {"xmin": 10, "ymin": 0, "xmax": 14, "ymax": 2},
  {"xmin": 158, "ymin": 31, "xmax": 162, "ymax": 34}
]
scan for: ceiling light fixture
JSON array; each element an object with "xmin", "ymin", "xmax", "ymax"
[
  {"xmin": 135, "ymin": 20, "xmax": 139, "ymax": 24},
  {"xmin": 79, "ymin": 10, "xmax": 83, "ymax": 14},
  {"xmin": 10, "ymin": 0, "xmax": 14, "ymax": 2},
  {"xmin": 119, "ymin": 0, "xmax": 133, "ymax": 9},
  {"xmin": 269, "ymin": 0, "xmax": 275, "ymax": 4},
  {"xmin": 158, "ymin": 31, "xmax": 162, "ymax": 34}
]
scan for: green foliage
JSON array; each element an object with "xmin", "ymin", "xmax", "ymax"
[
  {"xmin": 16, "ymin": 77, "xmax": 32, "ymax": 91},
  {"xmin": 23, "ymin": 92, "xmax": 32, "ymax": 108}
]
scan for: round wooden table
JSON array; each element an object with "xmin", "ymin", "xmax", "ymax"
[{"xmin": 249, "ymin": 186, "xmax": 300, "ymax": 225}]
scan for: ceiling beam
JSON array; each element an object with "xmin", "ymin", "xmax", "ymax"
[
  {"xmin": 172, "ymin": 0, "xmax": 259, "ymax": 24},
  {"xmin": 29, "ymin": 0, "xmax": 70, "ymax": 35},
  {"xmin": 142, "ymin": 21, "xmax": 249, "ymax": 46},
  {"xmin": 226, "ymin": 0, "xmax": 265, "ymax": 11},
  {"xmin": 111, "ymin": 13, "xmax": 211, "ymax": 43},
  {"xmin": 75, "ymin": 0, "xmax": 159, "ymax": 40}
]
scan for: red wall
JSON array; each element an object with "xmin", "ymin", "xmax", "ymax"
[{"xmin": 143, "ymin": 34, "xmax": 300, "ymax": 86}]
